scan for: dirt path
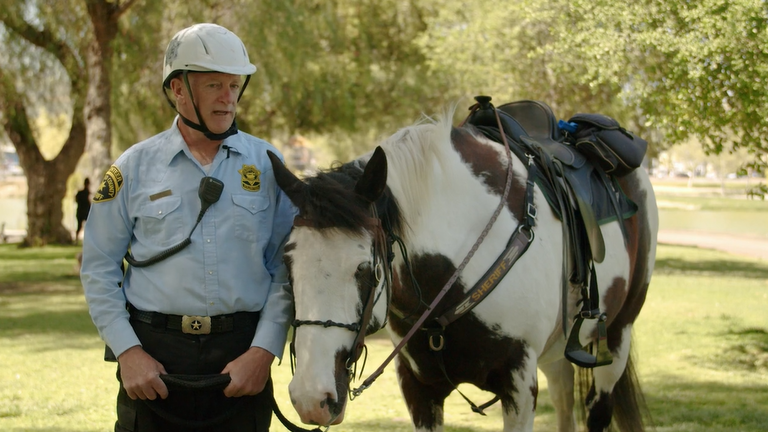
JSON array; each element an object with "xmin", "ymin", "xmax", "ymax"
[{"xmin": 658, "ymin": 229, "xmax": 768, "ymax": 260}]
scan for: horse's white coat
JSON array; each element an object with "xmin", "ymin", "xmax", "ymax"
[{"xmin": 284, "ymin": 110, "xmax": 656, "ymax": 431}]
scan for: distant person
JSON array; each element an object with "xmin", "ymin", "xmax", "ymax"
[
  {"xmin": 286, "ymin": 134, "xmax": 315, "ymax": 175},
  {"xmin": 74, "ymin": 177, "xmax": 90, "ymax": 243}
]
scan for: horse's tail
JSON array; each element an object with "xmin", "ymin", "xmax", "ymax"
[
  {"xmin": 612, "ymin": 352, "xmax": 652, "ymax": 432},
  {"xmin": 577, "ymin": 349, "xmax": 652, "ymax": 432}
]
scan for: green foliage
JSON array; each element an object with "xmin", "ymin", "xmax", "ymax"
[
  {"xmin": 535, "ymin": 0, "xmax": 768, "ymax": 174},
  {"xmin": 234, "ymin": 0, "xmax": 449, "ymax": 139}
]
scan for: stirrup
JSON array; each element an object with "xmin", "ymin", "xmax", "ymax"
[{"xmin": 564, "ymin": 314, "xmax": 613, "ymax": 368}]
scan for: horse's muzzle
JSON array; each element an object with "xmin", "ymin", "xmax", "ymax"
[{"xmin": 291, "ymin": 392, "xmax": 346, "ymax": 426}]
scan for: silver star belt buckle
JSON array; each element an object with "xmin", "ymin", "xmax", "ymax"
[{"xmin": 181, "ymin": 315, "xmax": 212, "ymax": 335}]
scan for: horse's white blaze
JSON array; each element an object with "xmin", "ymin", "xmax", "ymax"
[{"xmin": 287, "ymin": 227, "xmax": 373, "ymax": 423}]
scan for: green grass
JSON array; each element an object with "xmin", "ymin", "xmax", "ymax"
[
  {"xmin": 1, "ymin": 243, "xmax": 767, "ymax": 431},
  {"xmin": 652, "ymin": 186, "xmax": 768, "ymax": 238}
]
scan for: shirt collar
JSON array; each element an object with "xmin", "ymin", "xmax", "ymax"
[
  {"xmin": 157, "ymin": 117, "xmax": 189, "ymax": 167},
  {"xmin": 159, "ymin": 117, "xmax": 243, "ymax": 167}
]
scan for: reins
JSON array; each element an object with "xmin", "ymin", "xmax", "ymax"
[{"xmin": 351, "ymin": 100, "xmax": 524, "ymax": 398}]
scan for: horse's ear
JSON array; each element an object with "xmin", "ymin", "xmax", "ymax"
[
  {"xmin": 267, "ymin": 150, "xmax": 306, "ymax": 208},
  {"xmin": 355, "ymin": 146, "xmax": 388, "ymax": 203}
]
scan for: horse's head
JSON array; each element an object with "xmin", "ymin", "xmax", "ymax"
[{"xmin": 268, "ymin": 147, "xmax": 392, "ymax": 426}]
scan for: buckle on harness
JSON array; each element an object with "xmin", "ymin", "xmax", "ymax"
[
  {"xmin": 426, "ymin": 327, "xmax": 445, "ymax": 351},
  {"xmin": 527, "ymin": 203, "xmax": 537, "ymax": 220},
  {"xmin": 181, "ymin": 315, "xmax": 212, "ymax": 334}
]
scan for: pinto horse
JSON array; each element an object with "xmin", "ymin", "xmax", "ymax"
[{"xmin": 268, "ymin": 106, "xmax": 657, "ymax": 432}]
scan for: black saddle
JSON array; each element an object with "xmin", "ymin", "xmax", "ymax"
[{"xmin": 464, "ymin": 96, "xmax": 637, "ymax": 267}]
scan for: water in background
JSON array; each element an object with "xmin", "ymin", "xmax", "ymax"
[
  {"xmin": 1, "ymin": 181, "xmax": 765, "ymax": 240},
  {"xmin": 0, "ymin": 197, "xmax": 77, "ymax": 233}
]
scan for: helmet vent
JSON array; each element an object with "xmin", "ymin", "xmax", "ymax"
[{"xmin": 196, "ymin": 35, "xmax": 210, "ymax": 55}]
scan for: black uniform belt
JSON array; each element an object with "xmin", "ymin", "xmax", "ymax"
[{"xmin": 128, "ymin": 304, "xmax": 259, "ymax": 335}]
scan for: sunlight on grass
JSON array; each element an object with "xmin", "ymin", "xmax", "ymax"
[{"xmin": 1, "ymin": 244, "xmax": 767, "ymax": 431}]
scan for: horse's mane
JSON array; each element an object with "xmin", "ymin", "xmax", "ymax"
[
  {"xmin": 377, "ymin": 107, "xmax": 456, "ymax": 231},
  {"xmin": 296, "ymin": 106, "xmax": 456, "ymax": 237},
  {"xmin": 299, "ymin": 163, "xmax": 375, "ymax": 233}
]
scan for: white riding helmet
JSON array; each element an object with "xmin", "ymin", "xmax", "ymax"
[{"xmin": 162, "ymin": 23, "xmax": 257, "ymax": 88}]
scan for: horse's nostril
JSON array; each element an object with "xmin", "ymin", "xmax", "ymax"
[
  {"xmin": 325, "ymin": 394, "xmax": 344, "ymax": 419},
  {"xmin": 321, "ymin": 392, "xmax": 335, "ymax": 410}
]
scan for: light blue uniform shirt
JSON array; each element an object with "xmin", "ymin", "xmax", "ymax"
[{"xmin": 81, "ymin": 118, "xmax": 297, "ymax": 359}]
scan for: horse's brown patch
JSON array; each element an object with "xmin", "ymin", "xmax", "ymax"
[
  {"xmin": 593, "ymin": 174, "xmax": 653, "ymax": 353},
  {"xmin": 451, "ymin": 127, "xmax": 527, "ymax": 223},
  {"xmin": 390, "ymin": 252, "xmax": 529, "ymax": 420},
  {"xmin": 602, "ymin": 276, "xmax": 629, "ymax": 349}
]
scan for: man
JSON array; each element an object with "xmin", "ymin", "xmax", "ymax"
[
  {"xmin": 74, "ymin": 177, "xmax": 90, "ymax": 243},
  {"xmin": 81, "ymin": 23, "xmax": 296, "ymax": 431},
  {"xmin": 286, "ymin": 134, "xmax": 315, "ymax": 175}
]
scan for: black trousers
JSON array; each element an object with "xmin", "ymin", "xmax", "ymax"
[{"xmin": 115, "ymin": 316, "xmax": 272, "ymax": 432}]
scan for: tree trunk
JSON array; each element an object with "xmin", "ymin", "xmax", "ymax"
[
  {"xmin": 1, "ymin": 97, "xmax": 87, "ymax": 246},
  {"xmin": 82, "ymin": 1, "xmax": 120, "ymax": 183},
  {"xmin": 1, "ymin": 0, "xmax": 135, "ymax": 247},
  {"xmin": 24, "ymin": 161, "xmax": 76, "ymax": 245}
]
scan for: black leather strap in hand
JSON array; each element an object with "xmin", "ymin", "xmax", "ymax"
[
  {"xmin": 160, "ymin": 373, "xmax": 232, "ymax": 392},
  {"xmin": 141, "ymin": 373, "xmax": 243, "ymax": 429}
]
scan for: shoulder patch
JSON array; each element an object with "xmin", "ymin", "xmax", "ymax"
[{"xmin": 93, "ymin": 165, "xmax": 124, "ymax": 203}]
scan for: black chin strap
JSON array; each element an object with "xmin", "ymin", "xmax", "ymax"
[
  {"xmin": 179, "ymin": 114, "xmax": 240, "ymax": 141},
  {"xmin": 163, "ymin": 71, "xmax": 252, "ymax": 142}
]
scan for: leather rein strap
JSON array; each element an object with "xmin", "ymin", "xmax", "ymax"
[
  {"xmin": 435, "ymin": 162, "xmax": 537, "ymax": 327},
  {"xmin": 352, "ymin": 102, "xmax": 529, "ymax": 397}
]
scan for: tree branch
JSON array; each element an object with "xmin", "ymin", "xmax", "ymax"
[
  {"xmin": 115, "ymin": 0, "xmax": 140, "ymax": 18},
  {"xmin": 0, "ymin": 13, "xmax": 83, "ymax": 78}
]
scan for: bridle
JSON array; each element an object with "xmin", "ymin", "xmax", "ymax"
[{"xmin": 289, "ymin": 210, "xmax": 393, "ymax": 398}]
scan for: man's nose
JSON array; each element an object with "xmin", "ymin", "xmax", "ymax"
[{"xmin": 220, "ymin": 89, "xmax": 238, "ymax": 104}]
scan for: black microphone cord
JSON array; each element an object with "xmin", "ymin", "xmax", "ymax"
[{"xmin": 125, "ymin": 177, "xmax": 224, "ymax": 268}]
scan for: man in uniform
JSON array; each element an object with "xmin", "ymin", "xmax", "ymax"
[{"xmin": 81, "ymin": 23, "xmax": 296, "ymax": 431}]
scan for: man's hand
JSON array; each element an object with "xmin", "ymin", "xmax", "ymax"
[
  {"xmin": 221, "ymin": 347, "xmax": 275, "ymax": 397},
  {"xmin": 118, "ymin": 346, "xmax": 169, "ymax": 400}
]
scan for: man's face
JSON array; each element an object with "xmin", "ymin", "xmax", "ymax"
[{"xmin": 175, "ymin": 72, "xmax": 242, "ymax": 134}]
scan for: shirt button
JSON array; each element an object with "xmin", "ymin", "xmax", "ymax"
[
  {"xmin": 158, "ymin": 210, "xmax": 162, "ymax": 215},
  {"xmin": 206, "ymin": 239, "xmax": 211, "ymax": 243},
  {"xmin": 208, "ymin": 271, "xmax": 213, "ymax": 275},
  {"xmin": 209, "ymin": 302, "xmax": 215, "ymax": 306}
]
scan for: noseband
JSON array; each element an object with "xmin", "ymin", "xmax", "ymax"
[{"xmin": 289, "ymin": 211, "xmax": 393, "ymax": 393}]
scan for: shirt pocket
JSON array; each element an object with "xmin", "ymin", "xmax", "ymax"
[
  {"xmin": 232, "ymin": 194, "xmax": 270, "ymax": 242},
  {"xmin": 137, "ymin": 196, "xmax": 185, "ymax": 247}
]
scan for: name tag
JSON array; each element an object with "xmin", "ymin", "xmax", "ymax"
[{"xmin": 149, "ymin": 190, "xmax": 173, "ymax": 201}]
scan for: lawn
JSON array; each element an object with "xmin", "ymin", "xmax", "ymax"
[
  {"xmin": 0, "ymin": 243, "xmax": 766, "ymax": 432},
  {"xmin": 652, "ymin": 181, "xmax": 768, "ymax": 238}
]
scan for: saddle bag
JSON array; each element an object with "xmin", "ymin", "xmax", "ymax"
[{"xmin": 566, "ymin": 113, "xmax": 648, "ymax": 177}]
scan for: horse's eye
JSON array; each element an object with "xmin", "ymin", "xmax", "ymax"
[{"xmin": 356, "ymin": 262, "xmax": 370, "ymax": 273}]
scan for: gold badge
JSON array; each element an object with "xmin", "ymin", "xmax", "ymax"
[
  {"xmin": 238, "ymin": 164, "xmax": 261, "ymax": 191},
  {"xmin": 93, "ymin": 165, "xmax": 124, "ymax": 203}
]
